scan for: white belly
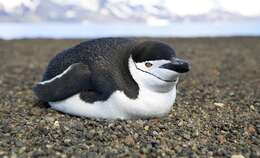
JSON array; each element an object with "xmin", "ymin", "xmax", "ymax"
[{"xmin": 49, "ymin": 86, "xmax": 176, "ymax": 119}]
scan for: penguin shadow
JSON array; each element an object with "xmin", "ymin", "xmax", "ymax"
[
  {"xmin": 32, "ymin": 99, "xmax": 72, "ymax": 117},
  {"xmin": 33, "ymin": 99, "xmax": 51, "ymax": 108}
]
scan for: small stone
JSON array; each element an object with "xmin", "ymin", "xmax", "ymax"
[
  {"xmin": 247, "ymin": 125, "xmax": 256, "ymax": 134},
  {"xmin": 144, "ymin": 126, "xmax": 149, "ymax": 130},
  {"xmin": 86, "ymin": 152, "xmax": 97, "ymax": 158},
  {"xmin": 229, "ymin": 92, "xmax": 235, "ymax": 96},
  {"xmin": 46, "ymin": 144, "xmax": 53, "ymax": 148},
  {"xmin": 61, "ymin": 154, "xmax": 67, "ymax": 158},
  {"xmin": 56, "ymin": 152, "xmax": 61, "ymax": 156},
  {"xmin": 64, "ymin": 139, "xmax": 71, "ymax": 144},
  {"xmin": 183, "ymin": 133, "xmax": 191, "ymax": 140},
  {"xmin": 152, "ymin": 131, "xmax": 158, "ymax": 135},
  {"xmin": 217, "ymin": 135, "xmax": 225, "ymax": 144},
  {"xmin": 15, "ymin": 140, "xmax": 23, "ymax": 147},
  {"xmin": 193, "ymin": 129, "xmax": 200, "ymax": 137},
  {"xmin": 0, "ymin": 150, "xmax": 6, "ymax": 155},
  {"xmin": 174, "ymin": 145, "xmax": 182, "ymax": 152},
  {"xmin": 214, "ymin": 102, "xmax": 225, "ymax": 107},
  {"xmin": 139, "ymin": 154, "xmax": 146, "ymax": 158},
  {"xmin": 85, "ymin": 130, "xmax": 95, "ymax": 139},
  {"xmin": 152, "ymin": 118, "xmax": 160, "ymax": 123},
  {"xmin": 10, "ymin": 153, "xmax": 17, "ymax": 158},
  {"xmin": 18, "ymin": 147, "xmax": 26, "ymax": 154},
  {"xmin": 63, "ymin": 125, "xmax": 70, "ymax": 131},
  {"xmin": 136, "ymin": 120, "xmax": 145, "ymax": 125},
  {"xmin": 250, "ymin": 105, "xmax": 255, "ymax": 111},
  {"xmin": 177, "ymin": 120, "xmax": 184, "ymax": 126},
  {"xmin": 46, "ymin": 117, "xmax": 55, "ymax": 122},
  {"xmin": 108, "ymin": 123, "xmax": 114, "ymax": 128},
  {"xmin": 208, "ymin": 151, "xmax": 213, "ymax": 156},
  {"xmin": 30, "ymin": 108, "xmax": 42, "ymax": 115},
  {"xmin": 53, "ymin": 121, "xmax": 60, "ymax": 128},
  {"xmin": 125, "ymin": 135, "xmax": 135, "ymax": 145},
  {"xmin": 231, "ymin": 154, "xmax": 245, "ymax": 158}
]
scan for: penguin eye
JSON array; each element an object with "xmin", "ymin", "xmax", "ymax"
[{"xmin": 145, "ymin": 62, "xmax": 153, "ymax": 68}]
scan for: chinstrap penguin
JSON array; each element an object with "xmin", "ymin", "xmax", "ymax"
[{"xmin": 33, "ymin": 38, "xmax": 190, "ymax": 119}]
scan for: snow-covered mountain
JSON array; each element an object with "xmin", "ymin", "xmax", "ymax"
[{"xmin": 0, "ymin": 0, "xmax": 259, "ymax": 24}]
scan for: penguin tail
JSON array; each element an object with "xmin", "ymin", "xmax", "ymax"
[{"xmin": 33, "ymin": 83, "xmax": 56, "ymax": 102}]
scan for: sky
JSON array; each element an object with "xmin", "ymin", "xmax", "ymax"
[
  {"xmin": 0, "ymin": 0, "xmax": 260, "ymax": 38},
  {"xmin": 164, "ymin": 0, "xmax": 260, "ymax": 16},
  {"xmin": 0, "ymin": 0, "xmax": 260, "ymax": 17}
]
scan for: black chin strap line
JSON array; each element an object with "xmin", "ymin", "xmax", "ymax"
[{"xmin": 132, "ymin": 58, "xmax": 175, "ymax": 83}]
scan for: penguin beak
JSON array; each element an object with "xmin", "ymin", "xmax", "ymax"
[{"xmin": 160, "ymin": 58, "xmax": 190, "ymax": 73}]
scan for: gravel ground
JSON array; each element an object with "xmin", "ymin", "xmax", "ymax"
[{"xmin": 0, "ymin": 37, "xmax": 259, "ymax": 158}]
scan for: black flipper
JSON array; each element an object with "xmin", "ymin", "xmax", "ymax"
[
  {"xmin": 80, "ymin": 72, "xmax": 118, "ymax": 103},
  {"xmin": 33, "ymin": 63, "xmax": 92, "ymax": 102}
]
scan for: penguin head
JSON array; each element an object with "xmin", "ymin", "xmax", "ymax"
[{"xmin": 129, "ymin": 41, "xmax": 190, "ymax": 92}]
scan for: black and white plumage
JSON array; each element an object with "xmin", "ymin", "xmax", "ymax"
[{"xmin": 33, "ymin": 38, "xmax": 190, "ymax": 119}]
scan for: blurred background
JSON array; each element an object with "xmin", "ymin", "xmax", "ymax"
[{"xmin": 0, "ymin": 0, "xmax": 260, "ymax": 39}]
